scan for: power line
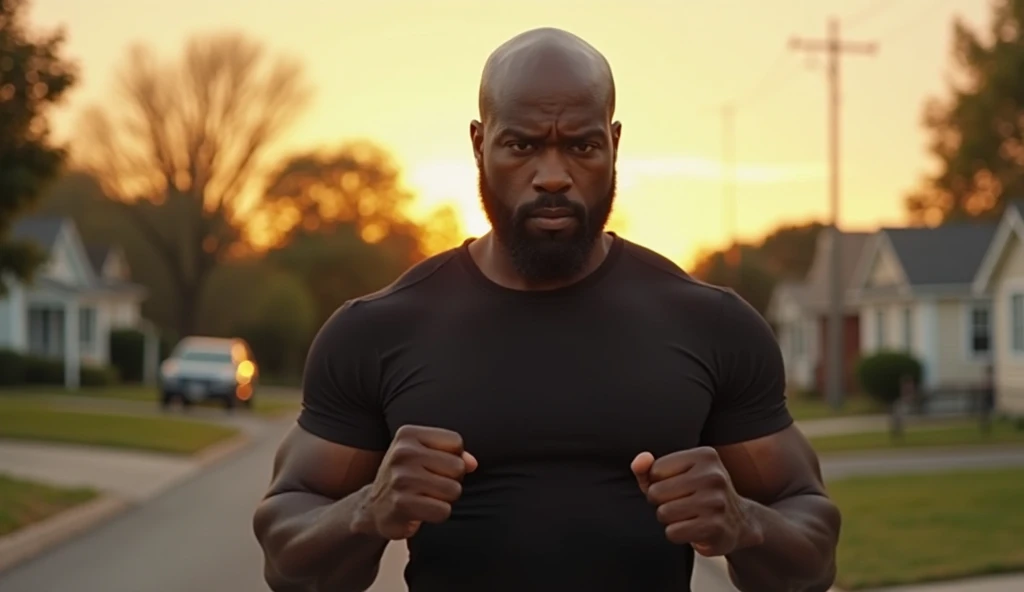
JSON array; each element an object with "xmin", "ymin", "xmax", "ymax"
[{"xmin": 790, "ymin": 19, "xmax": 877, "ymax": 410}]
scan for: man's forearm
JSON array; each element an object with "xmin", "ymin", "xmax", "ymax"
[
  {"xmin": 726, "ymin": 494, "xmax": 841, "ymax": 592},
  {"xmin": 253, "ymin": 485, "xmax": 389, "ymax": 592}
]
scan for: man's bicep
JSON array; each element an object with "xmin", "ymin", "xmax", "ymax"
[
  {"xmin": 714, "ymin": 426, "xmax": 826, "ymax": 505},
  {"xmin": 267, "ymin": 425, "xmax": 385, "ymax": 500}
]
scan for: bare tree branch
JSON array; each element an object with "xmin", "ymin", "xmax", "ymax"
[{"xmin": 71, "ymin": 31, "xmax": 311, "ymax": 334}]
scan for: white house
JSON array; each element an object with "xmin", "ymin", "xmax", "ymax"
[
  {"xmin": 852, "ymin": 223, "xmax": 997, "ymax": 391},
  {"xmin": 973, "ymin": 202, "xmax": 1024, "ymax": 416},
  {"xmin": 0, "ymin": 215, "xmax": 149, "ymax": 388},
  {"xmin": 767, "ymin": 231, "xmax": 870, "ymax": 395}
]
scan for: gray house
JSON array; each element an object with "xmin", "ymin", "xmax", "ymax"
[{"xmin": 850, "ymin": 223, "xmax": 998, "ymax": 389}]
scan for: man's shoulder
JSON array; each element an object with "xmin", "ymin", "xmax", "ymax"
[
  {"xmin": 619, "ymin": 238, "xmax": 729, "ymax": 302},
  {"xmin": 319, "ymin": 245, "xmax": 463, "ymax": 334}
]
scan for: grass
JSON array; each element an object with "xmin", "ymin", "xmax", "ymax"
[
  {"xmin": 786, "ymin": 393, "xmax": 885, "ymax": 421},
  {"xmin": 2, "ymin": 384, "xmax": 300, "ymax": 418},
  {"xmin": 0, "ymin": 397, "xmax": 239, "ymax": 455},
  {"xmin": 830, "ymin": 467, "xmax": 1024, "ymax": 590},
  {"xmin": 810, "ymin": 417, "xmax": 1024, "ymax": 454},
  {"xmin": 0, "ymin": 474, "xmax": 97, "ymax": 537}
]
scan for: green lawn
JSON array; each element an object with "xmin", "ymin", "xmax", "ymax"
[
  {"xmin": 2, "ymin": 384, "xmax": 300, "ymax": 418},
  {"xmin": 0, "ymin": 398, "xmax": 239, "ymax": 455},
  {"xmin": 0, "ymin": 473, "xmax": 97, "ymax": 537},
  {"xmin": 830, "ymin": 467, "xmax": 1024, "ymax": 589},
  {"xmin": 786, "ymin": 394, "xmax": 884, "ymax": 421},
  {"xmin": 810, "ymin": 418, "xmax": 1024, "ymax": 454}
]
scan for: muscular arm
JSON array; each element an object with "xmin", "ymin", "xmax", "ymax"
[
  {"xmin": 253, "ymin": 426, "xmax": 386, "ymax": 592},
  {"xmin": 716, "ymin": 427, "xmax": 841, "ymax": 592},
  {"xmin": 701, "ymin": 289, "xmax": 840, "ymax": 592}
]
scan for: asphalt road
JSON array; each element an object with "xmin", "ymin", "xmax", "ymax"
[{"xmin": 0, "ymin": 417, "xmax": 738, "ymax": 592}]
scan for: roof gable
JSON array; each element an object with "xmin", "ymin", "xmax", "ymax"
[
  {"xmin": 973, "ymin": 200, "xmax": 1024, "ymax": 294},
  {"xmin": 801, "ymin": 230, "xmax": 871, "ymax": 312}
]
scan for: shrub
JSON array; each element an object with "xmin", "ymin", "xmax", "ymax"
[
  {"xmin": 856, "ymin": 351, "xmax": 923, "ymax": 405},
  {"xmin": 81, "ymin": 364, "xmax": 119, "ymax": 386},
  {"xmin": 110, "ymin": 329, "xmax": 146, "ymax": 382},
  {"xmin": 23, "ymin": 355, "xmax": 64, "ymax": 384},
  {"xmin": 0, "ymin": 349, "xmax": 27, "ymax": 386}
]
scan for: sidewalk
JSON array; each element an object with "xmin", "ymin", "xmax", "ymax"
[
  {"xmin": 0, "ymin": 410, "xmax": 273, "ymax": 573},
  {"xmin": 865, "ymin": 573, "xmax": 1024, "ymax": 592}
]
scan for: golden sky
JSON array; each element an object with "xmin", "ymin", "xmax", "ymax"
[{"xmin": 31, "ymin": 0, "xmax": 990, "ymax": 267}]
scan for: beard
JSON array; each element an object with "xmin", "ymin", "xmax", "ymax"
[{"xmin": 477, "ymin": 166, "xmax": 616, "ymax": 283}]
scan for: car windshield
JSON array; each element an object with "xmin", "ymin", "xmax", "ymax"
[{"xmin": 178, "ymin": 351, "xmax": 233, "ymax": 364}]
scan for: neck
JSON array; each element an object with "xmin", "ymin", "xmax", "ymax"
[{"xmin": 468, "ymin": 232, "xmax": 614, "ymax": 291}]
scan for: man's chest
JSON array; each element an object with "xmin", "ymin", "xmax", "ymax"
[{"xmin": 377, "ymin": 313, "xmax": 717, "ymax": 466}]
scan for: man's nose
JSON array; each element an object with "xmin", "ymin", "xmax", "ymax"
[{"xmin": 532, "ymin": 153, "xmax": 573, "ymax": 195}]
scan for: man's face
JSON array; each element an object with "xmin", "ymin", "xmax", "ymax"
[{"xmin": 472, "ymin": 84, "xmax": 621, "ymax": 283}]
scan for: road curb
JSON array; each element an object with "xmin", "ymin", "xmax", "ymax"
[
  {"xmin": 0, "ymin": 495, "xmax": 129, "ymax": 574},
  {"xmin": 706, "ymin": 555, "xmax": 846, "ymax": 592},
  {"xmin": 0, "ymin": 433, "xmax": 252, "ymax": 576}
]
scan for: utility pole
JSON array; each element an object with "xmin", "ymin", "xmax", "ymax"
[
  {"xmin": 722, "ymin": 103, "xmax": 739, "ymax": 273},
  {"xmin": 790, "ymin": 18, "xmax": 876, "ymax": 410}
]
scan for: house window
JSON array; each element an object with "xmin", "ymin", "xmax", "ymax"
[
  {"xmin": 79, "ymin": 307, "xmax": 95, "ymax": 346},
  {"xmin": 902, "ymin": 307, "xmax": 913, "ymax": 351},
  {"xmin": 874, "ymin": 309, "xmax": 886, "ymax": 349},
  {"xmin": 1012, "ymin": 294, "xmax": 1024, "ymax": 353},
  {"xmin": 969, "ymin": 303, "xmax": 991, "ymax": 356}
]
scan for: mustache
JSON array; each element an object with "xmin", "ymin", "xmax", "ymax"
[{"xmin": 515, "ymin": 193, "xmax": 587, "ymax": 219}]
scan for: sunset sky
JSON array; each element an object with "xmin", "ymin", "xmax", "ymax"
[{"xmin": 30, "ymin": 0, "xmax": 989, "ymax": 267}]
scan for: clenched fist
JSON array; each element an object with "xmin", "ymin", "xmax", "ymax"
[
  {"xmin": 631, "ymin": 447, "xmax": 763, "ymax": 557},
  {"xmin": 362, "ymin": 425, "xmax": 477, "ymax": 540}
]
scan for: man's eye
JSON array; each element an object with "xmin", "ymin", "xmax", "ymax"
[
  {"xmin": 572, "ymin": 143, "xmax": 595, "ymax": 153},
  {"xmin": 509, "ymin": 142, "xmax": 533, "ymax": 152}
]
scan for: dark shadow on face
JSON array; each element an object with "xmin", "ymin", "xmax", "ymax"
[{"xmin": 478, "ymin": 164, "xmax": 616, "ymax": 282}]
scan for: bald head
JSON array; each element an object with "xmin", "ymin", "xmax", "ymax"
[{"xmin": 478, "ymin": 28, "xmax": 616, "ymax": 122}]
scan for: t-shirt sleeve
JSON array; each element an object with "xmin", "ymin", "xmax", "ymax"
[
  {"xmin": 699, "ymin": 289, "xmax": 794, "ymax": 446},
  {"xmin": 295, "ymin": 301, "xmax": 392, "ymax": 451}
]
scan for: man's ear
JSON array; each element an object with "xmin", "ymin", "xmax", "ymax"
[
  {"xmin": 470, "ymin": 120, "xmax": 484, "ymax": 166},
  {"xmin": 611, "ymin": 121, "xmax": 622, "ymax": 161}
]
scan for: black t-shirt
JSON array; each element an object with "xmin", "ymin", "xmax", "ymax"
[{"xmin": 298, "ymin": 234, "xmax": 793, "ymax": 592}]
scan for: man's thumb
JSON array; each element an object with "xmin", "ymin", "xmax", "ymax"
[{"xmin": 631, "ymin": 451, "xmax": 655, "ymax": 494}]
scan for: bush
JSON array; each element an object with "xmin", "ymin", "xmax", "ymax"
[
  {"xmin": 6, "ymin": 353, "xmax": 119, "ymax": 387},
  {"xmin": 0, "ymin": 349, "xmax": 27, "ymax": 385},
  {"xmin": 23, "ymin": 355, "xmax": 64, "ymax": 384},
  {"xmin": 110, "ymin": 329, "xmax": 146, "ymax": 382},
  {"xmin": 81, "ymin": 364, "xmax": 119, "ymax": 386},
  {"xmin": 856, "ymin": 351, "xmax": 923, "ymax": 405}
]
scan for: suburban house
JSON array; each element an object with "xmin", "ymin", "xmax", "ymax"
[
  {"xmin": 768, "ymin": 230, "xmax": 870, "ymax": 395},
  {"xmin": 0, "ymin": 215, "xmax": 150, "ymax": 388},
  {"xmin": 851, "ymin": 223, "xmax": 997, "ymax": 391},
  {"xmin": 973, "ymin": 202, "xmax": 1024, "ymax": 417}
]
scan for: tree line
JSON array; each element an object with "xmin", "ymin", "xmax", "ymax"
[{"xmin": 4, "ymin": 0, "xmax": 1024, "ymax": 379}]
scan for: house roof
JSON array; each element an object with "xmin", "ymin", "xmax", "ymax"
[
  {"xmin": 10, "ymin": 216, "xmax": 66, "ymax": 251},
  {"xmin": 85, "ymin": 244, "xmax": 116, "ymax": 274},
  {"xmin": 883, "ymin": 223, "xmax": 997, "ymax": 287},
  {"xmin": 802, "ymin": 231, "xmax": 871, "ymax": 313},
  {"xmin": 972, "ymin": 199, "xmax": 1024, "ymax": 294}
]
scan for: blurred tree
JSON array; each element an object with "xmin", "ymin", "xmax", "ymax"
[
  {"xmin": 265, "ymin": 223, "xmax": 421, "ymax": 325},
  {"xmin": 191, "ymin": 259, "xmax": 316, "ymax": 376},
  {"xmin": 906, "ymin": 0, "xmax": 1024, "ymax": 224},
  {"xmin": 0, "ymin": 0, "xmax": 76, "ymax": 293},
  {"xmin": 691, "ymin": 222, "xmax": 824, "ymax": 314},
  {"xmin": 251, "ymin": 140, "xmax": 463, "ymax": 259},
  {"xmin": 71, "ymin": 32, "xmax": 311, "ymax": 335}
]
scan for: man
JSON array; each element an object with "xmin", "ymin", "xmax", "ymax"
[{"xmin": 253, "ymin": 27, "xmax": 840, "ymax": 592}]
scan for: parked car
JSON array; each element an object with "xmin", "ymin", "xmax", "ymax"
[{"xmin": 158, "ymin": 336, "xmax": 259, "ymax": 410}]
